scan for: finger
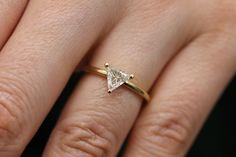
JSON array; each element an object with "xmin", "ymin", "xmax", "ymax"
[
  {"xmin": 43, "ymin": 2, "xmax": 197, "ymax": 157},
  {"xmin": 123, "ymin": 31, "xmax": 236, "ymax": 157},
  {"xmin": 0, "ymin": 0, "xmax": 28, "ymax": 49},
  {"xmin": 0, "ymin": 0, "xmax": 116, "ymax": 156}
]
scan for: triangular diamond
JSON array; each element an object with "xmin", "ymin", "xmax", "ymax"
[{"xmin": 105, "ymin": 65, "xmax": 131, "ymax": 93}]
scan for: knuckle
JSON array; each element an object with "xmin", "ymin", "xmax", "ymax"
[
  {"xmin": 0, "ymin": 92, "xmax": 23, "ymax": 151},
  {"xmin": 140, "ymin": 103, "xmax": 195, "ymax": 155},
  {"xmin": 0, "ymin": 77, "xmax": 30, "ymax": 151},
  {"xmin": 56, "ymin": 117, "xmax": 115, "ymax": 157}
]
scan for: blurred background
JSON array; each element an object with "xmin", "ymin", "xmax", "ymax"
[{"xmin": 22, "ymin": 74, "xmax": 236, "ymax": 157}]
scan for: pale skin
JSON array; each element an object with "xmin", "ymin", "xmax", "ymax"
[{"xmin": 0, "ymin": 0, "xmax": 235, "ymax": 156}]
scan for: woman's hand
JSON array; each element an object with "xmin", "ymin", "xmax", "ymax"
[{"xmin": 0, "ymin": 0, "xmax": 235, "ymax": 156}]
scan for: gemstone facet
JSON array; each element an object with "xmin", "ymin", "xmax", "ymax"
[{"xmin": 105, "ymin": 64, "xmax": 132, "ymax": 93}]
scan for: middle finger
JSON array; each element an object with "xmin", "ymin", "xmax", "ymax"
[{"xmin": 0, "ymin": 0, "xmax": 119, "ymax": 155}]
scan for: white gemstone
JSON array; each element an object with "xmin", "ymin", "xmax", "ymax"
[{"xmin": 106, "ymin": 66, "xmax": 131, "ymax": 92}]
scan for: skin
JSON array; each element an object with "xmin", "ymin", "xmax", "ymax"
[{"xmin": 0, "ymin": 0, "xmax": 235, "ymax": 156}]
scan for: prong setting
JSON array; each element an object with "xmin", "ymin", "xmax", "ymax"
[
  {"xmin": 104, "ymin": 63, "xmax": 109, "ymax": 68},
  {"xmin": 130, "ymin": 74, "xmax": 134, "ymax": 79}
]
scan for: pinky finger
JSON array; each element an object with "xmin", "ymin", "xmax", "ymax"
[{"xmin": 123, "ymin": 32, "xmax": 236, "ymax": 157}]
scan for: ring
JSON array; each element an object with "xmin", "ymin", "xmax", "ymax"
[{"xmin": 83, "ymin": 63, "xmax": 151, "ymax": 102}]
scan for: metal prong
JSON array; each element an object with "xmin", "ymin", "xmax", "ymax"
[
  {"xmin": 108, "ymin": 90, "xmax": 112, "ymax": 94},
  {"xmin": 104, "ymin": 63, "xmax": 109, "ymax": 68},
  {"xmin": 130, "ymin": 74, "xmax": 134, "ymax": 79}
]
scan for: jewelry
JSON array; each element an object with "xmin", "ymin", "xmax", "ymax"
[{"xmin": 83, "ymin": 63, "xmax": 150, "ymax": 102}]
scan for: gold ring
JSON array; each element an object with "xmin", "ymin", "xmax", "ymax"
[{"xmin": 83, "ymin": 63, "xmax": 151, "ymax": 102}]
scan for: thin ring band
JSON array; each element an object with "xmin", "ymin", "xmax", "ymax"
[{"xmin": 83, "ymin": 65, "xmax": 151, "ymax": 102}]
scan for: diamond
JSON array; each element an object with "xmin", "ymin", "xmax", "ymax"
[{"xmin": 105, "ymin": 64, "xmax": 133, "ymax": 93}]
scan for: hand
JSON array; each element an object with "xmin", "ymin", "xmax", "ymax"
[{"xmin": 0, "ymin": 0, "xmax": 235, "ymax": 156}]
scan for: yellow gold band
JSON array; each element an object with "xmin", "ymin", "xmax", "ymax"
[{"xmin": 83, "ymin": 65, "xmax": 151, "ymax": 102}]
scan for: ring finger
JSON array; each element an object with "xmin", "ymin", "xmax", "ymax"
[{"xmin": 43, "ymin": 2, "xmax": 197, "ymax": 156}]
